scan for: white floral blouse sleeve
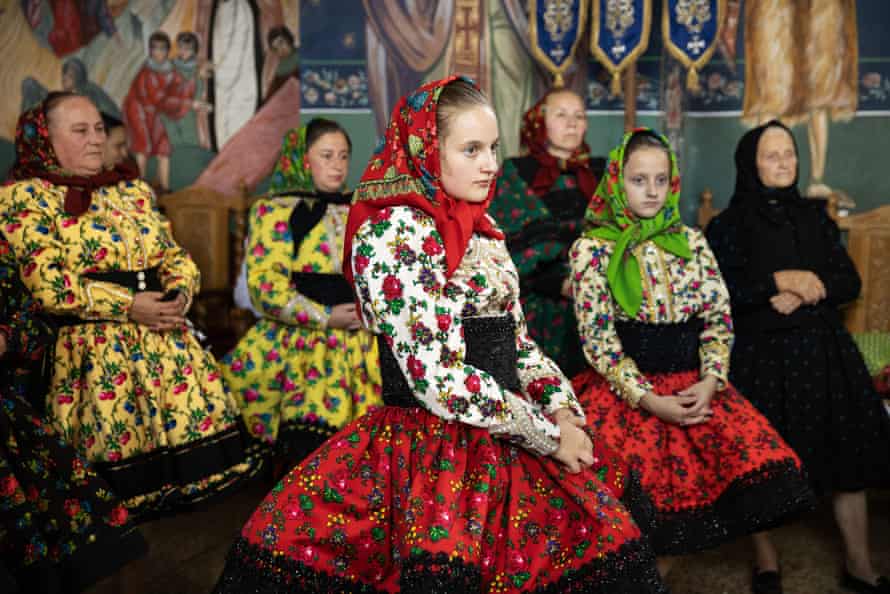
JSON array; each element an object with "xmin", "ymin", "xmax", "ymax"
[
  {"xmin": 512, "ymin": 302, "xmax": 585, "ymax": 419},
  {"xmin": 352, "ymin": 206, "xmax": 561, "ymax": 455},
  {"xmin": 689, "ymin": 229, "xmax": 733, "ymax": 387},
  {"xmin": 570, "ymin": 237, "xmax": 653, "ymax": 407}
]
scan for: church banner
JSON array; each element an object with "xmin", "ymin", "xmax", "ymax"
[
  {"xmin": 590, "ymin": 0, "xmax": 653, "ymax": 96},
  {"xmin": 662, "ymin": 0, "xmax": 725, "ymax": 92},
  {"xmin": 529, "ymin": 0, "xmax": 588, "ymax": 86}
]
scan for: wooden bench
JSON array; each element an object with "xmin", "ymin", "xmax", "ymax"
[{"xmin": 157, "ymin": 184, "xmax": 260, "ymax": 354}]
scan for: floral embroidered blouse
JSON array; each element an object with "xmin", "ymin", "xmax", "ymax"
[
  {"xmin": 570, "ymin": 226, "xmax": 733, "ymax": 407},
  {"xmin": 351, "ymin": 206, "xmax": 583, "ymax": 452},
  {"xmin": 0, "ymin": 179, "xmax": 197, "ymax": 321}
]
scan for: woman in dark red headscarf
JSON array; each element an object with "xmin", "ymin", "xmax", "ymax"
[
  {"xmin": 212, "ymin": 76, "xmax": 667, "ymax": 594},
  {"xmin": 488, "ymin": 89, "xmax": 604, "ymax": 377},
  {"xmin": 1, "ymin": 93, "xmax": 256, "ymax": 520}
]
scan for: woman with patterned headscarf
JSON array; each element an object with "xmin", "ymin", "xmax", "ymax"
[
  {"xmin": 212, "ymin": 77, "xmax": 667, "ymax": 594},
  {"xmin": 570, "ymin": 129, "xmax": 813, "ymax": 573},
  {"xmin": 488, "ymin": 89, "xmax": 605, "ymax": 377},
  {"xmin": 0, "ymin": 93, "xmax": 255, "ymax": 519},
  {"xmin": 221, "ymin": 119, "xmax": 381, "ymax": 468}
]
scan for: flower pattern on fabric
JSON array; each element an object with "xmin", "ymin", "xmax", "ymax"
[
  {"xmin": 571, "ymin": 228, "xmax": 733, "ymax": 407},
  {"xmin": 0, "ymin": 179, "xmax": 253, "ymax": 514},
  {"xmin": 1, "ymin": 252, "xmax": 145, "ymax": 582},
  {"xmin": 0, "ymin": 394, "xmax": 144, "ymax": 570},
  {"xmin": 0, "ymin": 233, "xmax": 54, "ymax": 402},
  {"xmin": 352, "ymin": 206, "xmax": 582, "ymax": 446},
  {"xmin": 489, "ymin": 157, "xmax": 590, "ymax": 374},
  {"xmin": 222, "ymin": 197, "xmax": 381, "ymax": 447}
]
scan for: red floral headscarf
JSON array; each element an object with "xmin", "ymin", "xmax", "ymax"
[
  {"xmin": 521, "ymin": 90, "xmax": 598, "ymax": 200},
  {"xmin": 7, "ymin": 96, "xmax": 138, "ymax": 216},
  {"xmin": 343, "ymin": 75, "xmax": 503, "ymax": 284}
]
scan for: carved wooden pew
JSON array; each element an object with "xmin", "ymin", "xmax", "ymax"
[{"xmin": 157, "ymin": 184, "xmax": 259, "ymax": 353}]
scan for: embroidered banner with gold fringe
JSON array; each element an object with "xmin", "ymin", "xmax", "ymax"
[
  {"xmin": 529, "ymin": 0, "xmax": 588, "ymax": 86},
  {"xmin": 662, "ymin": 0, "xmax": 725, "ymax": 92},
  {"xmin": 590, "ymin": 0, "xmax": 653, "ymax": 96}
]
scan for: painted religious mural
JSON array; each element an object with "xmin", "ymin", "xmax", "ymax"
[{"xmin": 2, "ymin": 0, "xmax": 890, "ymax": 198}]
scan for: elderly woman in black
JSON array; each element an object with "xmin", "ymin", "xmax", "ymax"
[{"xmin": 707, "ymin": 121, "xmax": 890, "ymax": 594}]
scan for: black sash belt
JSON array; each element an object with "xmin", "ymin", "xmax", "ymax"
[
  {"xmin": 379, "ymin": 314, "xmax": 520, "ymax": 408},
  {"xmin": 54, "ymin": 267, "xmax": 162, "ymax": 327},
  {"xmin": 290, "ymin": 272, "xmax": 353, "ymax": 307},
  {"xmin": 615, "ymin": 319, "xmax": 704, "ymax": 374}
]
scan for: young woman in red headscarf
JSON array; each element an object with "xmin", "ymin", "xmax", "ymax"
[
  {"xmin": 211, "ymin": 77, "xmax": 668, "ymax": 594},
  {"xmin": 488, "ymin": 89, "xmax": 604, "ymax": 377}
]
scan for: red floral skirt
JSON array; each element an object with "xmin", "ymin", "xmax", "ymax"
[
  {"xmin": 213, "ymin": 406, "xmax": 668, "ymax": 593},
  {"xmin": 573, "ymin": 368, "xmax": 815, "ymax": 555}
]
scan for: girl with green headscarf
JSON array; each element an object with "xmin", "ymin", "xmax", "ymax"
[
  {"xmin": 569, "ymin": 129, "xmax": 812, "ymax": 562},
  {"xmin": 222, "ymin": 119, "xmax": 381, "ymax": 469}
]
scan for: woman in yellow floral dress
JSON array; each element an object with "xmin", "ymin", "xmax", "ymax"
[
  {"xmin": 222, "ymin": 119, "xmax": 381, "ymax": 465},
  {"xmin": 0, "ymin": 93, "xmax": 254, "ymax": 517}
]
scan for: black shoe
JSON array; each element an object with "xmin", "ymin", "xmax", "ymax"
[
  {"xmin": 840, "ymin": 570, "xmax": 890, "ymax": 593},
  {"xmin": 752, "ymin": 569, "xmax": 784, "ymax": 594}
]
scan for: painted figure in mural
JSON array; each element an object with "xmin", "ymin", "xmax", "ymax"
[
  {"xmin": 743, "ymin": 0, "xmax": 858, "ymax": 203},
  {"xmin": 0, "ymin": 93, "xmax": 257, "ymax": 519},
  {"xmin": 570, "ymin": 129, "xmax": 814, "ymax": 579},
  {"xmin": 488, "ymin": 89, "xmax": 604, "ymax": 378},
  {"xmin": 160, "ymin": 32, "xmax": 214, "ymax": 151},
  {"xmin": 20, "ymin": 57, "xmax": 121, "ymax": 120},
  {"xmin": 265, "ymin": 25, "xmax": 300, "ymax": 101},
  {"xmin": 210, "ymin": 0, "xmax": 261, "ymax": 149},
  {"xmin": 0, "ymin": 229, "xmax": 147, "ymax": 593},
  {"xmin": 222, "ymin": 119, "xmax": 382, "ymax": 471},
  {"xmin": 123, "ymin": 31, "xmax": 202, "ymax": 193},
  {"xmin": 707, "ymin": 122, "xmax": 890, "ymax": 594},
  {"xmin": 21, "ymin": 0, "xmax": 121, "ymax": 57},
  {"xmin": 212, "ymin": 76, "xmax": 668, "ymax": 594}
]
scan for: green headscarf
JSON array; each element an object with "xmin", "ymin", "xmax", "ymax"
[
  {"xmin": 269, "ymin": 124, "xmax": 315, "ymax": 194},
  {"xmin": 582, "ymin": 129, "xmax": 692, "ymax": 317}
]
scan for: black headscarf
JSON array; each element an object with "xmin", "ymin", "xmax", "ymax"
[{"xmin": 730, "ymin": 119, "xmax": 805, "ymax": 212}]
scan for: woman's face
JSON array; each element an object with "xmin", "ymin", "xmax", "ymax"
[
  {"xmin": 48, "ymin": 96, "xmax": 106, "ymax": 176},
  {"xmin": 756, "ymin": 126, "xmax": 797, "ymax": 189},
  {"xmin": 624, "ymin": 146, "xmax": 671, "ymax": 219},
  {"xmin": 306, "ymin": 131, "xmax": 350, "ymax": 192},
  {"xmin": 544, "ymin": 91, "xmax": 587, "ymax": 157},
  {"xmin": 439, "ymin": 105, "xmax": 499, "ymax": 203},
  {"xmin": 102, "ymin": 126, "xmax": 129, "ymax": 169}
]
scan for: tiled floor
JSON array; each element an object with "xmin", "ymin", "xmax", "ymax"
[{"xmin": 85, "ymin": 485, "xmax": 889, "ymax": 594}]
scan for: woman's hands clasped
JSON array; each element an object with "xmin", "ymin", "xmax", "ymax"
[
  {"xmin": 129, "ymin": 292, "xmax": 188, "ymax": 331},
  {"xmin": 640, "ymin": 375, "xmax": 718, "ymax": 427},
  {"xmin": 550, "ymin": 407, "xmax": 595, "ymax": 474}
]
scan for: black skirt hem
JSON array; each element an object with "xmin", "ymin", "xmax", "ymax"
[
  {"xmin": 212, "ymin": 536, "xmax": 668, "ymax": 594},
  {"xmin": 651, "ymin": 459, "xmax": 815, "ymax": 555},
  {"xmin": 95, "ymin": 424, "xmax": 250, "ymax": 500},
  {"xmin": 7, "ymin": 526, "xmax": 147, "ymax": 594},
  {"xmin": 620, "ymin": 468, "xmax": 658, "ymax": 537}
]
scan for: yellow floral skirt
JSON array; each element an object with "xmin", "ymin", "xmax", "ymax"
[
  {"xmin": 221, "ymin": 319, "xmax": 381, "ymax": 461},
  {"xmin": 46, "ymin": 321, "xmax": 256, "ymax": 516}
]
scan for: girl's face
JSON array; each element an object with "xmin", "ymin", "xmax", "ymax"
[
  {"xmin": 544, "ymin": 91, "xmax": 587, "ymax": 157},
  {"xmin": 623, "ymin": 147, "xmax": 671, "ymax": 219},
  {"xmin": 306, "ymin": 131, "xmax": 350, "ymax": 192},
  {"xmin": 150, "ymin": 41, "xmax": 169, "ymax": 64},
  {"xmin": 439, "ymin": 105, "xmax": 500, "ymax": 203},
  {"xmin": 756, "ymin": 126, "xmax": 797, "ymax": 189}
]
